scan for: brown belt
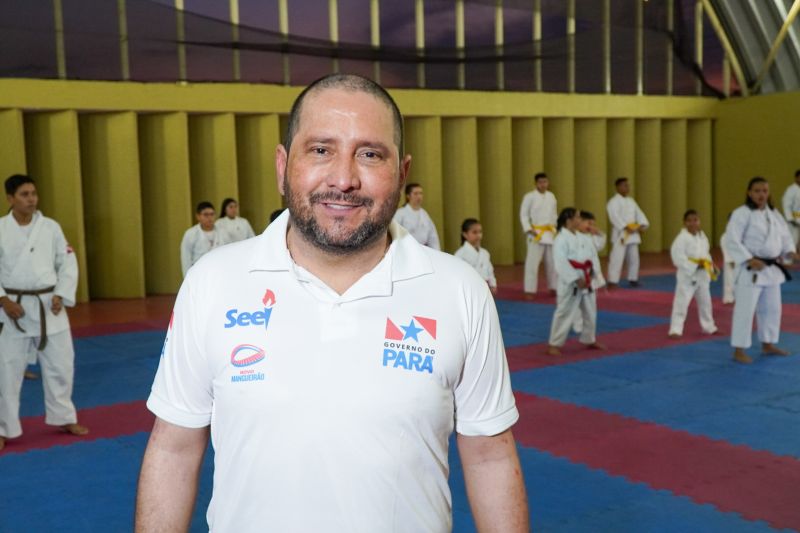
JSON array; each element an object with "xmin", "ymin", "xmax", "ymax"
[{"xmin": 3, "ymin": 286, "xmax": 56, "ymax": 350}]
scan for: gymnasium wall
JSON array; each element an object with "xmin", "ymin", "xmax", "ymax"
[
  {"xmin": 714, "ymin": 92, "xmax": 800, "ymax": 240},
  {"xmin": 0, "ymin": 78, "xmax": 716, "ymax": 301}
]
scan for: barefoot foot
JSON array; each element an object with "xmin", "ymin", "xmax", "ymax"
[
  {"xmin": 733, "ymin": 349, "xmax": 753, "ymax": 364},
  {"xmin": 60, "ymin": 423, "xmax": 89, "ymax": 436},
  {"xmin": 762, "ymin": 343, "xmax": 789, "ymax": 356},
  {"xmin": 546, "ymin": 346, "xmax": 562, "ymax": 356}
]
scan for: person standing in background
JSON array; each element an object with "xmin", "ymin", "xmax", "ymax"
[
  {"xmin": 180, "ymin": 201, "xmax": 229, "ymax": 277},
  {"xmin": 724, "ymin": 177, "xmax": 798, "ymax": 364},
  {"xmin": 454, "ymin": 218, "xmax": 497, "ymax": 294},
  {"xmin": 519, "ymin": 172, "xmax": 557, "ymax": 298},
  {"xmin": 215, "ymin": 198, "xmax": 256, "ymax": 243},
  {"xmin": 782, "ymin": 169, "xmax": 800, "ymax": 249},
  {"xmin": 606, "ymin": 177, "xmax": 649, "ymax": 288},
  {"xmin": 667, "ymin": 210, "xmax": 719, "ymax": 338},
  {"xmin": 392, "ymin": 183, "xmax": 441, "ymax": 250},
  {"xmin": 0, "ymin": 174, "xmax": 88, "ymax": 451}
]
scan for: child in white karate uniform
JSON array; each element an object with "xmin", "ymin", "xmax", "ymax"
[
  {"xmin": 572, "ymin": 211, "xmax": 606, "ymax": 334},
  {"xmin": 547, "ymin": 208, "xmax": 605, "ymax": 356},
  {"xmin": 454, "ymin": 218, "xmax": 497, "ymax": 294},
  {"xmin": 668, "ymin": 210, "xmax": 719, "ymax": 338}
]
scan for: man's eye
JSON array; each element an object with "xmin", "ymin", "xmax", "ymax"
[
  {"xmin": 312, "ymin": 147, "xmax": 328, "ymax": 155},
  {"xmin": 362, "ymin": 151, "xmax": 380, "ymax": 159}
]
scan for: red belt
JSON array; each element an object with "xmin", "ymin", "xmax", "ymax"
[{"xmin": 569, "ymin": 259, "xmax": 593, "ymax": 287}]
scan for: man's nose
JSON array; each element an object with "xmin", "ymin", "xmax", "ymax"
[{"xmin": 325, "ymin": 154, "xmax": 360, "ymax": 191}]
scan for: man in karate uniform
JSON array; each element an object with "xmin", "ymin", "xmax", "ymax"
[
  {"xmin": 0, "ymin": 174, "xmax": 87, "ymax": 451},
  {"xmin": 668, "ymin": 210, "xmax": 718, "ymax": 338},
  {"xmin": 392, "ymin": 183, "xmax": 441, "ymax": 250},
  {"xmin": 181, "ymin": 201, "xmax": 229, "ymax": 277},
  {"xmin": 782, "ymin": 169, "xmax": 800, "ymax": 248},
  {"xmin": 723, "ymin": 177, "xmax": 798, "ymax": 364},
  {"xmin": 519, "ymin": 172, "xmax": 557, "ymax": 297},
  {"xmin": 606, "ymin": 177, "xmax": 649, "ymax": 288}
]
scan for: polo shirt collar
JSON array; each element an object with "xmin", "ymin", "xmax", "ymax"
[{"xmin": 247, "ymin": 210, "xmax": 434, "ymax": 291}]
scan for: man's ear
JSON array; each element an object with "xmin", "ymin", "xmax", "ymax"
[{"xmin": 276, "ymin": 144, "xmax": 288, "ymax": 196}]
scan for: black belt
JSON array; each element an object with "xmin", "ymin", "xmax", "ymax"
[
  {"xmin": 749, "ymin": 257, "xmax": 792, "ymax": 282},
  {"xmin": 3, "ymin": 286, "xmax": 56, "ymax": 350}
]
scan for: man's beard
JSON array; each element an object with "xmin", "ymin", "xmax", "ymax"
[{"xmin": 285, "ymin": 176, "xmax": 400, "ymax": 256}]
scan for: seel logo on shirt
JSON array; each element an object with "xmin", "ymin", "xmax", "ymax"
[
  {"xmin": 224, "ymin": 289, "xmax": 276, "ymax": 329},
  {"xmin": 382, "ymin": 316, "xmax": 437, "ymax": 374},
  {"xmin": 230, "ymin": 344, "xmax": 266, "ymax": 383}
]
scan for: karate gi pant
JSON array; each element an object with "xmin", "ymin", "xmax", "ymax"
[
  {"xmin": 0, "ymin": 329, "xmax": 77, "ymax": 438},
  {"xmin": 607, "ymin": 241, "xmax": 640, "ymax": 284},
  {"xmin": 722, "ymin": 262, "xmax": 735, "ymax": 304},
  {"xmin": 549, "ymin": 286, "xmax": 597, "ymax": 347},
  {"xmin": 668, "ymin": 278, "xmax": 717, "ymax": 336},
  {"xmin": 524, "ymin": 240, "xmax": 556, "ymax": 294},
  {"xmin": 789, "ymin": 224, "xmax": 800, "ymax": 255},
  {"xmin": 730, "ymin": 283, "xmax": 782, "ymax": 349}
]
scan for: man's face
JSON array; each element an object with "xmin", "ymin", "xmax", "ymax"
[
  {"xmin": 535, "ymin": 177, "xmax": 549, "ymax": 193},
  {"xmin": 684, "ymin": 214, "xmax": 701, "ymax": 234},
  {"xmin": 748, "ymin": 181, "xmax": 770, "ymax": 209},
  {"xmin": 276, "ymin": 88, "xmax": 411, "ymax": 255},
  {"xmin": 7, "ymin": 183, "xmax": 38, "ymax": 217},
  {"xmin": 617, "ymin": 180, "xmax": 630, "ymax": 196},
  {"xmin": 407, "ymin": 186, "xmax": 423, "ymax": 208},
  {"xmin": 196, "ymin": 208, "xmax": 216, "ymax": 230}
]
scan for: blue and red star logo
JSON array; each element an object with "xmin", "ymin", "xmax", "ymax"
[{"xmin": 385, "ymin": 316, "xmax": 437, "ymax": 342}]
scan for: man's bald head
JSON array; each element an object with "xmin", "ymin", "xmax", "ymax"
[{"xmin": 283, "ymin": 74, "xmax": 404, "ymax": 158}]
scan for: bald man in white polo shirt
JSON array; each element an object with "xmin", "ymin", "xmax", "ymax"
[{"xmin": 136, "ymin": 74, "xmax": 528, "ymax": 533}]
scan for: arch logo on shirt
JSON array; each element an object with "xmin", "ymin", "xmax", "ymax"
[
  {"xmin": 382, "ymin": 316, "xmax": 437, "ymax": 374},
  {"xmin": 224, "ymin": 289, "xmax": 276, "ymax": 330},
  {"xmin": 230, "ymin": 344, "xmax": 266, "ymax": 382}
]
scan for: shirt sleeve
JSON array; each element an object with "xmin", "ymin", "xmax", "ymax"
[
  {"xmin": 53, "ymin": 223, "xmax": 79, "ymax": 307},
  {"xmin": 425, "ymin": 213, "xmax": 441, "ymax": 251},
  {"xmin": 607, "ymin": 198, "xmax": 625, "ymax": 231},
  {"xmin": 723, "ymin": 208, "xmax": 754, "ymax": 265},
  {"xmin": 635, "ymin": 200, "xmax": 650, "ymax": 228},
  {"xmin": 520, "ymin": 193, "xmax": 532, "ymax": 232},
  {"xmin": 553, "ymin": 234, "xmax": 579, "ymax": 284},
  {"xmin": 454, "ymin": 286, "xmax": 518, "ymax": 437},
  {"xmin": 146, "ymin": 275, "xmax": 214, "ymax": 428},
  {"xmin": 670, "ymin": 233, "xmax": 695, "ymax": 277},
  {"xmin": 180, "ymin": 229, "xmax": 193, "ymax": 277},
  {"xmin": 783, "ymin": 187, "xmax": 795, "ymax": 222}
]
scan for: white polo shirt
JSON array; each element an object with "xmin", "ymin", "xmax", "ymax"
[{"xmin": 147, "ymin": 211, "xmax": 519, "ymax": 533}]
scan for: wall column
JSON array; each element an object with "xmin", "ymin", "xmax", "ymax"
[
  {"xmin": 441, "ymin": 118, "xmax": 479, "ymax": 253},
  {"xmin": 139, "ymin": 112, "xmax": 192, "ymax": 293},
  {"xmin": 575, "ymin": 119, "xmax": 608, "ymax": 241},
  {"xmin": 80, "ymin": 112, "xmax": 145, "ymax": 298},
  {"xmin": 25, "ymin": 111, "xmax": 89, "ymax": 302},
  {"xmin": 543, "ymin": 118, "xmax": 575, "ymax": 207},
  {"xmin": 478, "ymin": 117, "xmax": 514, "ymax": 264},
  {"xmin": 188, "ymin": 114, "xmax": 239, "ymax": 210},
  {"xmin": 687, "ymin": 119, "xmax": 714, "ymax": 240},
  {"xmin": 512, "ymin": 118, "xmax": 544, "ymax": 262},
  {"xmin": 236, "ymin": 114, "xmax": 283, "ymax": 232},
  {"xmin": 661, "ymin": 119, "xmax": 688, "ymax": 247},
  {"xmin": 404, "ymin": 117, "xmax": 444, "ymax": 244},
  {"xmin": 0, "ymin": 110, "xmax": 26, "ymax": 178},
  {"xmin": 635, "ymin": 119, "xmax": 662, "ymax": 252}
]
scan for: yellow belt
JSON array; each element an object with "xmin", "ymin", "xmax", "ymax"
[
  {"xmin": 689, "ymin": 257, "xmax": 718, "ymax": 281},
  {"xmin": 793, "ymin": 211, "xmax": 800, "ymax": 219},
  {"xmin": 622, "ymin": 223, "xmax": 641, "ymax": 243},
  {"xmin": 531, "ymin": 225, "xmax": 555, "ymax": 242}
]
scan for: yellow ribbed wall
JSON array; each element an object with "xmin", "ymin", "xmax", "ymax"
[
  {"xmin": 511, "ymin": 118, "xmax": 544, "ymax": 263},
  {"xmin": 404, "ymin": 117, "xmax": 444, "ymax": 244},
  {"xmin": 0, "ymin": 110, "xmax": 26, "ymax": 178},
  {"xmin": 477, "ymin": 117, "xmax": 514, "ymax": 264},
  {"xmin": 24, "ymin": 111, "xmax": 90, "ymax": 302},
  {"xmin": 543, "ymin": 118, "xmax": 575, "ymax": 207},
  {"xmin": 661, "ymin": 120, "xmax": 688, "ymax": 246},
  {"xmin": 575, "ymin": 119, "xmax": 608, "ymax": 249},
  {"xmin": 236, "ymin": 114, "xmax": 284, "ymax": 233},
  {"xmin": 687, "ymin": 119, "xmax": 713, "ymax": 234},
  {"xmin": 189, "ymin": 114, "xmax": 239, "ymax": 211},
  {"xmin": 139, "ymin": 113, "xmax": 192, "ymax": 294},
  {"xmin": 441, "ymin": 118, "xmax": 480, "ymax": 253},
  {"xmin": 635, "ymin": 119, "xmax": 663, "ymax": 252},
  {"xmin": 0, "ymin": 78, "xmax": 724, "ymax": 298},
  {"xmin": 80, "ymin": 112, "xmax": 145, "ymax": 298}
]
